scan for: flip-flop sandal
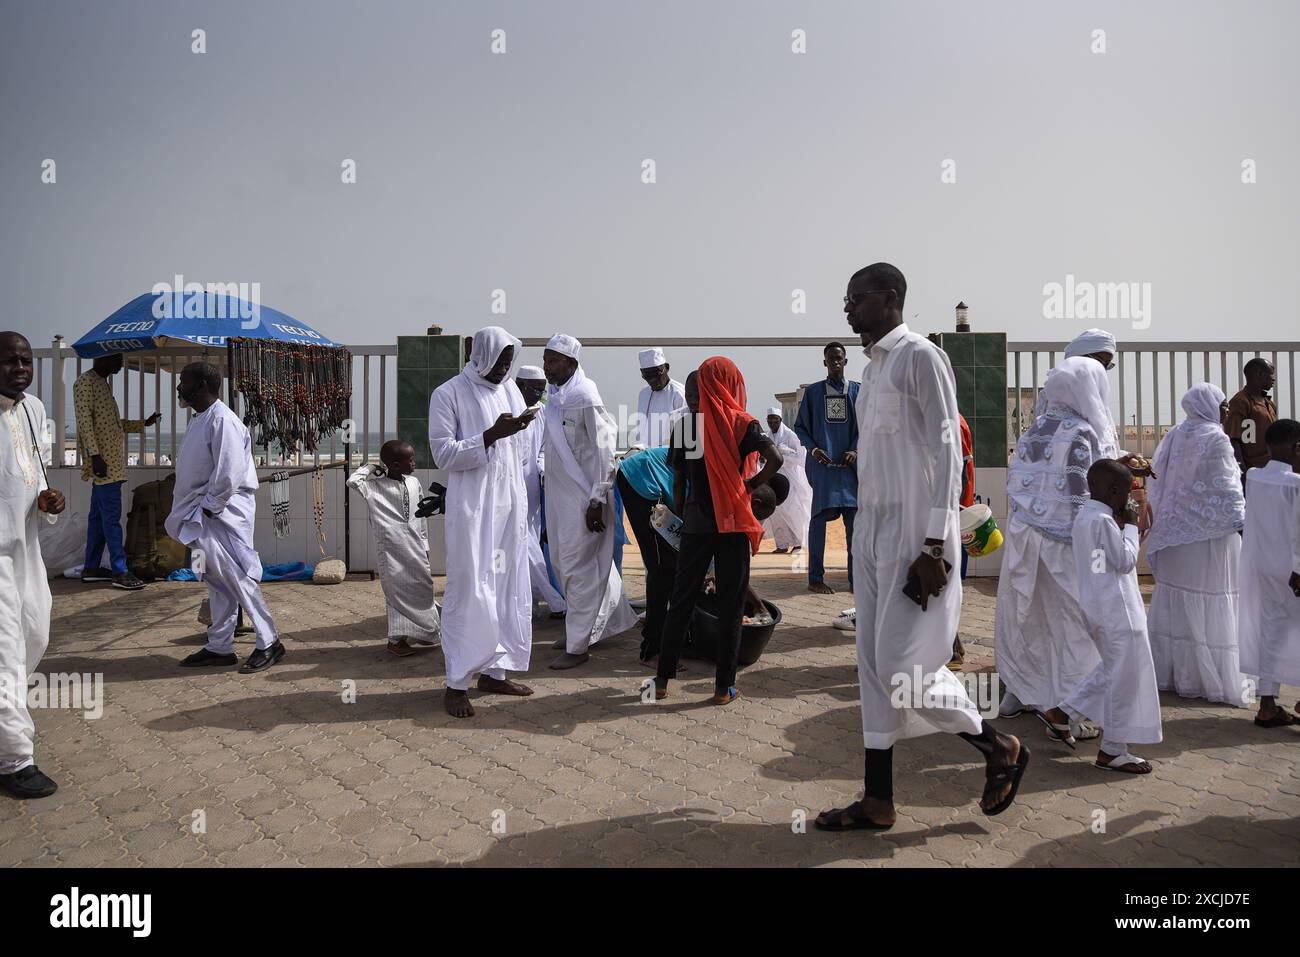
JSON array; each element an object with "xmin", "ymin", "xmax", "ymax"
[
  {"xmin": 1032, "ymin": 711, "xmax": 1077, "ymax": 750},
  {"xmin": 981, "ymin": 744, "xmax": 1031, "ymax": 816},
  {"xmin": 1095, "ymin": 752, "xmax": 1152, "ymax": 773},
  {"xmin": 1254, "ymin": 709, "xmax": 1299, "ymax": 728},
  {"xmin": 1071, "ymin": 720, "xmax": 1101, "ymax": 740},
  {"xmin": 813, "ymin": 800, "xmax": 894, "ymax": 832},
  {"xmin": 712, "ymin": 687, "xmax": 741, "ymax": 706}
]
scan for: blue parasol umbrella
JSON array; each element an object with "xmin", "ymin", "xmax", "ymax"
[{"xmin": 73, "ymin": 291, "xmax": 337, "ymax": 369}]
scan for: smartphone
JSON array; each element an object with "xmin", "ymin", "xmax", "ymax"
[
  {"xmin": 521, "ymin": 403, "xmax": 543, "ymax": 418},
  {"xmin": 902, "ymin": 560, "xmax": 953, "ymax": 607}
]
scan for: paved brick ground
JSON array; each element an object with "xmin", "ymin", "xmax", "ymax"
[{"xmin": 2, "ymin": 561, "xmax": 1297, "ymax": 867}]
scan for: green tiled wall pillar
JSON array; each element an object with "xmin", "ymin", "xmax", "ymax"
[
  {"xmin": 397, "ymin": 334, "xmax": 463, "ymax": 469},
  {"xmin": 938, "ymin": 331, "xmax": 1008, "ymax": 468}
]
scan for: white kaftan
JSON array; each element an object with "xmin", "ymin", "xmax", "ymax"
[
  {"xmin": 0, "ymin": 394, "xmax": 54, "ymax": 774},
  {"xmin": 851, "ymin": 325, "xmax": 983, "ymax": 749},
  {"xmin": 544, "ymin": 368, "xmax": 638, "ymax": 655},
  {"xmin": 522, "ymin": 412, "xmax": 566, "ymax": 613},
  {"xmin": 1146, "ymin": 384, "xmax": 1247, "ymax": 705},
  {"xmin": 427, "ymin": 328, "xmax": 533, "ymax": 690},
  {"xmin": 1061, "ymin": 500, "xmax": 1163, "ymax": 745},
  {"xmin": 762, "ymin": 421, "xmax": 813, "ymax": 550},
  {"xmin": 635, "ymin": 380, "xmax": 688, "ymax": 448},
  {"xmin": 1238, "ymin": 460, "xmax": 1300, "ymax": 696},
  {"xmin": 165, "ymin": 400, "xmax": 279, "ymax": 654},
  {"xmin": 348, "ymin": 465, "xmax": 442, "ymax": 643}
]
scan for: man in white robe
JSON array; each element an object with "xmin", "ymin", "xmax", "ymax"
[
  {"xmin": 542, "ymin": 334, "xmax": 638, "ymax": 669},
  {"xmin": 1042, "ymin": 459, "xmax": 1162, "ymax": 773},
  {"xmin": 1238, "ymin": 418, "xmax": 1300, "ymax": 728},
  {"xmin": 0, "ymin": 332, "xmax": 65, "ymax": 800},
  {"xmin": 515, "ymin": 365, "xmax": 566, "ymax": 617},
  {"xmin": 634, "ymin": 347, "xmax": 688, "ymax": 448},
  {"xmin": 167, "ymin": 362, "xmax": 285, "ymax": 673},
  {"xmin": 816, "ymin": 264, "xmax": 1027, "ymax": 832},
  {"xmin": 428, "ymin": 327, "xmax": 536, "ymax": 718},
  {"xmin": 1146, "ymin": 384, "xmax": 1247, "ymax": 706},
  {"xmin": 348, "ymin": 440, "xmax": 442, "ymax": 656},
  {"xmin": 762, "ymin": 406, "xmax": 813, "ymax": 553}
]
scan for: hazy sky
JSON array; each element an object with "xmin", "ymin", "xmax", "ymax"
[{"xmin": 4, "ymin": 0, "xmax": 1297, "ymax": 424}]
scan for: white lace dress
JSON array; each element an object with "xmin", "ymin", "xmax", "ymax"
[{"xmin": 1146, "ymin": 386, "xmax": 1247, "ymax": 706}]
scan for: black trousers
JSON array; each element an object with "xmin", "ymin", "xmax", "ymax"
[
  {"xmin": 656, "ymin": 531, "xmax": 751, "ymax": 693},
  {"xmin": 616, "ymin": 473, "xmax": 678, "ymax": 660}
]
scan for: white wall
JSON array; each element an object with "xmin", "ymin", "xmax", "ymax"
[{"xmin": 46, "ymin": 466, "xmax": 448, "ymax": 576}]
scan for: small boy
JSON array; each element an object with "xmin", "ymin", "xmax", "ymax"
[
  {"xmin": 1041, "ymin": 459, "xmax": 1162, "ymax": 773},
  {"xmin": 1238, "ymin": 418, "xmax": 1300, "ymax": 727},
  {"xmin": 347, "ymin": 440, "xmax": 442, "ymax": 656}
]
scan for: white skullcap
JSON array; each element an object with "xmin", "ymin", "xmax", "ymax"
[
  {"xmin": 1064, "ymin": 328, "xmax": 1116, "ymax": 359},
  {"xmin": 546, "ymin": 333, "xmax": 581, "ymax": 360},
  {"xmin": 638, "ymin": 347, "xmax": 667, "ymax": 369},
  {"xmin": 766, "ymin": 406, "xmax": 782, "ymax": 417},
  {"xmin": 516, "ymin": 365, "xmax": 544, "ymax": 379}
]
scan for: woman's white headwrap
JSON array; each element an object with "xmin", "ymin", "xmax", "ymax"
[{"xmin": 1145, "ymin": 383, "xmax": 1243, "ymax": 556}]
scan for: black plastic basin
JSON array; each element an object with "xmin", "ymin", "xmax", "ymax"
[{"xmin": 684, "ymin": 594, "xmax": 782, "ymax": 667}]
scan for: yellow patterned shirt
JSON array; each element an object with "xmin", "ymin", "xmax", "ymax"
[{"xmin": 74, "ymin": 370, "xmax": 145, "ymax": 484}]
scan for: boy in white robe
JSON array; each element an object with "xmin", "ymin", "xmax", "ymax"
[
  {"xmin": 0, "ymin": 332, "xmax": 66, "ymax": 800},
  {"xmin": 816, "ymin": 265, "xmax": 1028, "ymax": 831},
  {"xmin": 428, "ymin": 327, "xmax": 536, "ymax": 718},
  {"xmin": 1238, "ymin": 418, "xmax": 1300, "ymax": 728},
  {"xmin": 1042, "ymin": 459, "xmax": 1163, "ymax": 773},
  {"xmin": 541, "ymin": 334, "xmax": 639, "ymax": 670},
  {"xmin": 348, "ymin": 440, "xmax": 442, "ymax": 657},
  {"xmin": 168, "ymin": 363, "xmax": 285, "ymax": 673},
  {"xmin": 763, "ymin": 407, "xmax": 813, "ymax": 554},
  {"xmin": 515, "ymin": 365, "xmax": 567, "ymax": 618}
]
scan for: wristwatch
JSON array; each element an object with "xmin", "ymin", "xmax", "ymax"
[{"xmin": 922, "ymin": 543, "xmax": 945, "ymax": 560}]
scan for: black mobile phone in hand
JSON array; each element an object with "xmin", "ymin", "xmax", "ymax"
[{"xmin": 902, "ymin": 560, "xmax": 953, "ymax": 607}]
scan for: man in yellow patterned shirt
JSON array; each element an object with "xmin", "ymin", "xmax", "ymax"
[{"xmin": 73, "ymin": 354, "xmax": 158, "ymax": 590}]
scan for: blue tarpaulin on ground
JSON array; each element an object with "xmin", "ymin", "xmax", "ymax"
[{"xmin": 167, "ymin": 561, "xmax": 314, "ymax": 583}]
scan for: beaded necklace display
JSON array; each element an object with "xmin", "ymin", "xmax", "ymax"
[{"xmin": 230, "ymin": 339, "xmax": 352, "ymax": 456}]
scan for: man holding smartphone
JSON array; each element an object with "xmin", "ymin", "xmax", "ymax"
[{"xmin": 815, "ymin": 265, "xmax": 1028, "ymax": 831}]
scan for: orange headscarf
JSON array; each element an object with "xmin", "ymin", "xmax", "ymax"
[{"xmin": 697, "ymin": 356, "xmax": 764, "ymax": 555}]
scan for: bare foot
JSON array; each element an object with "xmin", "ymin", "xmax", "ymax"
[
  {"xmin": 444, "ymin": 689, "xmax": 474, "ymax": 718},
  {"xmin": 809, "ymin": 581, "xmax": 835, "ymax": 595},
  {"xmin": 477, "ymin": 675, "xmax": 533, "ymax": 696}
]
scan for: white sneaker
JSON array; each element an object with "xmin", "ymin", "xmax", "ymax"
[
  {"xmin": 832, "ymin": 614, "xmax": 856, "ymax": 632},
  {"xmin": 840, "ymin": 607, "xmax": 855, "ymax": 617}
]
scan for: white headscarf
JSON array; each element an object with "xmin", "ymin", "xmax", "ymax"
[
  {"xmin": 1008, "ymin": 356, "xmax": 1118, "ymax": 540},
  {"xmin": 1145, "ymin": 383, "xmax": 1243, "ymax": 555},
  {"xmin": 1064, "ymin": 328, "xmax": 1116, "ymax": 361},
  {"xmin": 463, "ymin": 326, "xmax": 521, "ymax": 390}
]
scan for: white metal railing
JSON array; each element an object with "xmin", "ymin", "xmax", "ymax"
[
  {"xmin": 28, "ymin": 336, "xmax": 1296, "ymax": 470},
  {"xmin": 1009, "ymin": 341, "xmax": 1299, "ymax": 457},
  {"xmin": 30, "ymin": 338, "xmax": 397, "ymax": 469}
]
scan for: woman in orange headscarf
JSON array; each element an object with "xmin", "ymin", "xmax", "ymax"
[{"xmin": 654, "ymin": 357, "xmax": 783, "ymax": 705}]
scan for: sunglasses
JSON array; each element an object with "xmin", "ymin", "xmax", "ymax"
[{"xmin": 843, "ymin": 290, "xmax": 892, "ymax": 307}]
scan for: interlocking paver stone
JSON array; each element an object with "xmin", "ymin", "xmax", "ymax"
[{"xmin": 1, "ymin": 567, "xmax": 1295, "ymax": 867}]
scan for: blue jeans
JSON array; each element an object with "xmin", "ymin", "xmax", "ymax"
[
  {"xmin": 807, "ymin": 506, "xmax": 856, "ymax": 587},
  {"xmin": 85, "ymin": 480, "xmax": 128, "ymax": 576}
]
